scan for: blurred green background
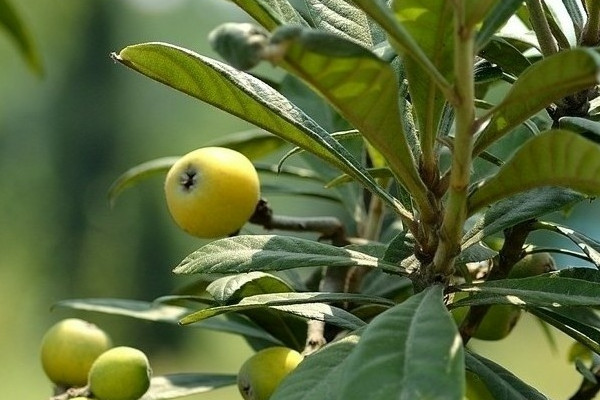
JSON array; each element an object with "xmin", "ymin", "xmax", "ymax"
[{"xmin": 1, "ymin": 1, "xmax": 600, "ymax": 399}]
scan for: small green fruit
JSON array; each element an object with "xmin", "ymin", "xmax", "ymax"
[
  {"xmin": 508, "ymin": 252, "xmax": 556, "ymax": 279},
  {"xmin": 89, "ymin": 346, "xmax": 152, "ymax": 400},
  {"xmin": 40, "ymin": 318, "xmax": 112, "ymax": 387},
  {"xmin": 237, "ymin": 347, "xmax": 303, "ymax": 400},
  {"xmin": 451, "ymin": 292, "xmax": 521, "ymax": 341},
  {"xmin": 164, "ymin": 147, "xmax": 260, "ymax": 238}
]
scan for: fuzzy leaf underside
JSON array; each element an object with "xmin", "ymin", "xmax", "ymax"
[
  {"xmin": 180, "ymin": 292, "xmax": 378, "ymax": 331},
  {"xmin": 174, "ymin": 235, "xmax": 404, "ymax": 275},
  {"xmin": 462, "ymin": 187, "xmax": 584, "ymax": 249},
  {"xmin": 231, "ymin": 0, "xmax": 307, "ymax": 31},
  {"xmin": 273, "ymin": 27, "xmax": 425, "ymax": 205},
  {"xmin": 392, "ymin": 0, "xmax": 454, "ymax": 158},
  {"xmin": 141, "ymin": 374, "xmax": 237, "ymax": 400},
  {"xmin": 114, "ymin": 42, "xmax": 406, "ymax": 217},
  {"xmin": 53, "ymin": 298, "xmax": 282, "ymax": 344}
]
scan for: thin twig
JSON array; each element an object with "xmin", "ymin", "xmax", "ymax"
[{"xmin": 248, "ymin": 199, "xmax": 350, "ymax": 246}]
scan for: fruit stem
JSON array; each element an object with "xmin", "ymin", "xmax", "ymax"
[
  {"xmin": 248, "ymin": 199, "xmax": 350, "ymax": 246},
  {"xmin": 49, "ymin": 385, "xmax": 91, "ymax": 400}
]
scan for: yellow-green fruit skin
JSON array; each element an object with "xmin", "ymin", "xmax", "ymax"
[
  {"xmin": 452, "ymin": 293, "xmax": 521, "ymax": 341},
  {"xmin": 89, "ymin": 346, "xmax": 152, "ymax": 400},
  {"xmin": 40, "ymin": 318, "xmax": 112, "ymax": 388},
  {"xmin": 164, "ymin": 147, "xmax": 260, "ymax": 238},
  {"xmin": 237, "ymin": 347, "xmax": 303, "ymax": 400}
]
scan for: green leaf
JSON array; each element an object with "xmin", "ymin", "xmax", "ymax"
[
  {"xmin": 535, "ymin": 221, "xmax": 600, "ymax": 268},
  {"xmin": 141, "ymin": 374, "xmax": 237, "ymax": 400},
  {"xmin": 560, "ymin": 0, "xmax": 586, "ymax": 38},
  {"xmin": 206, "ymin": 277, "xmax": 307, "ymax": 351},
  {"xmin": 207, "ymin": 272, "xmax": 294, "ymax": 304},
  {"xmin": 462, "ymin": 187, "xmax": 584, "ymax": 249},
  {"xmin": 465, "ymin": 351, "xmax": 549, "ymax": 400},
  {"xmin": 351, "ymin": 0, "xmax": 452, "ymax": 99},
  {"xmin": 468, "ymin": 130, "xmax": 600, "ymax": 214},
  {"xmin": 478, "ymin": 36, "xmax": 532, "ymax": 77},
  {"xmin": 53, "ymin": 298, "xmax": 283, "ymax": 346},
  {"xmin": 260, "ymin": 183, "xmax": 342, "ymax": 203},
  {"xmin": 205, "ymin": 129, "xmax": 287, "ymax": 159},
  {"xmin": 230, "ymin": 0, "xmax": 307, "ymax": 30},
  {"xmin": 173, "ymin": 235, "xmax": 405, "ymax": 275},
  {"xmin": 113, "ymin": 42, "xmax": 408, "ymax": 219},
  {"xmin": 559, "ymin": 116, "xmax": 600, "ymax": 144},
  {"xmin": 528, "ymin": 306, "xmax": 600, "ymax": 355},
  {"xmin": 475, "ymin": 0, "xmax": 527, "ymax": 50},
  {"xmin": 272, "ymin": 329, "xmax": 362, "ymax": 400},
  {"xmin": 0, "ymin": 0, "xmax": 42, "ymax": 74},
  {"xmin": 269, "ymin": 27, "xmax": 426, "ymax": 208},
  {"xmin": 180, "ymin": 292, "xmax": 377, "ymax": 331},
  {"xmin": 254, "ymin": 162, "xmax": 324, "ymax": 182},
  {"xmin": 474, "ymin": 48, "xmax": 600, "ymax": 155},
  {"xmin": 391, "ymin": 0, "xmax": 454, "ymax": 159},
  {"xmin": 339, "ymin": 286, "xmax": 465, "ymax": 400},
  {"xmin": 107, "ymin": 157, "xmax": 177, "ymax": 207},
  {"xmin": 300, "ymin": 0, "xmax": 380, "ymax": 47},
  {"xmin": 453, "ymin": 271, "xmax": 600, "ymax": 308}
]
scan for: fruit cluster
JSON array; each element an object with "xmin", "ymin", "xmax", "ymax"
[{"xmin": 40, "ymin": 318, "xmax": 152, "ymax": 400}]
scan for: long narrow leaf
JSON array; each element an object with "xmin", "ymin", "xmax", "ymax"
[
  {"xmin": 270, "ymin": 27, "xmax": 427, "ymax": 210},
  {"xmin": 142, "ymin": 374, "xmax": 237, "ymax": 400},
  {"xmin": 113, "ymin": 42, "xmax": 409, "ymax": 218},
  {"xmin": 468, "ymin": 130, "xmax": 600, "ymax": 214},
  {"xmin": 462, "ymin": 187, "xmax": 584, "ymax": 249},
  {"xmin": 465, "ymin": 351, "xmax": 549, "ymax": 400},
  {"xmin": 53, "ymin": 298, "xmax": 282, "ymax": 345},
  {"xmin": 339, "ymin": 286, "xmax": 464, "ymax": 400},
  {"xmin": 230, "ymin": 0, "xmax": 307, "ymax": 30},
  {"xmin": 474, "ymin": 48, "xmax": 600, "ymax": 155},
  {"xmin": 180, "ymin": 292, "xmax": 373, "ymax": 331},
  {"xmin": 174, "ymin": 235, "xmax": 405, "ymax": 275}
]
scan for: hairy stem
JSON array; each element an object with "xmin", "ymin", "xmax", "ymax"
[
  {"xmin": 432, "ymin": 1, "xmax": 475, "ymax": 279},
  {"xmin": 582, "ymin": 0, "xmax": 600, "ymax": 46},
  {"xmin": 526, "ymin": 0, "xmax": 559, "ymax": 56}
]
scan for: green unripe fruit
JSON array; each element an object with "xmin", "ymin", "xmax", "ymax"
[
  {"xmin": 237, "ymin": 347, "xmax": 303, "ymax": 400},
  {"xmin": 452, "ymin": 292, "xmax": 522, "ymax": 341},
  {"xmin": 453, "ymin": 252, "xmax": 555, "ymax": 341},
  {"xmin": 508, "ymin": 252, "xmax": 556, "ymax": 279},
  {"xmin": 89, "ymin": 346, "xmax": 152, "ymax": 400},
  {"xmin": 40, "ymin": 318, "xmax": 112, "ymax": 387},
  {"xmin": 164, "ymin": 147, "xmax": 260, "ymax": 238}
]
